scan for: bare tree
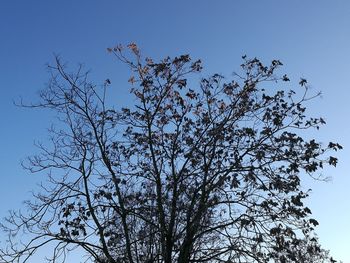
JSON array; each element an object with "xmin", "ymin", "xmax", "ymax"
[{"xmin": 0, "ymin": 44, "xmax": 341, "ymax": 263}]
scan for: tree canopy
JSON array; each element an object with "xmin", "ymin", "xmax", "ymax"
[{"xmin": 0, "ymin": 44, "xmax": 341, "ymax": 263}]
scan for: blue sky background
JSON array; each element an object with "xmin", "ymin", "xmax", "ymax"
[{"xmin": 0, "ymin": 1, "xmax": 349, "ymax": 261}]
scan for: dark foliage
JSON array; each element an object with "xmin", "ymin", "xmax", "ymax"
[{"xmin": 0, "ymin": 44, "xmax": 341, "ymax": 263}]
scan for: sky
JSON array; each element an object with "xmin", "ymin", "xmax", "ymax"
[{"xmin": 0, "ymin": 0, "xmax": 349, "ymax": 261}]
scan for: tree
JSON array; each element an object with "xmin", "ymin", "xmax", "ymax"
[
  {"xmin": 0, "ymin": 43, "xmax": 341, "ymax": 263},
  {"xmin": 282, "ymin": 236, "xmax": 342, "ymax": 263}
]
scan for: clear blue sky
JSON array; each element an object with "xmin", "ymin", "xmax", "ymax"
[{"xmin": 0, "ymin": 1, "xmax": 349, "ymax": 262}]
